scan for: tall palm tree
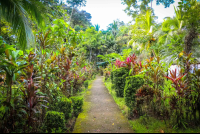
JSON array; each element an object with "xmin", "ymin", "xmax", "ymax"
[
  {"xmin": 94, "ymin": 24, "xmax": 100, "ymax": 32},
  {"xmin": 107, "ymin": 21, "xmax": 119, "ymax": 38},
  {"xmin": 162, "ymin": 6, "xmax": 183, "ymax": 33},
  {"xmin": 0, "ymin": 0, "xmax": 43, "ymax": 50},
  {"xmin": 156, "ymin": 6, "xmax": 185, "ymax": 65},
  {"xmin": 128, "ymin": 9, "xmax": 156, "ymax": 50}
]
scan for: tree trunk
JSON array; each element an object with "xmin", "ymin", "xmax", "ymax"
[
  {"xmin": 8, "ymin": 80, "xmax": 12, "ymax": 103},
  {"xmin": 67, "ymin": 6, "xmax": 75, "ymax": 33},
  {"xmin": 0, "ymin": 17, "xmax": 1, "ymax": 35},
  {"xmin": 184, "ymin": 27, "xmax": 197, "ymax": 55}
]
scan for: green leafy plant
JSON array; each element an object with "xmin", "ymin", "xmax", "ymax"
[
  {"xmin": 43, "ymin": 111, "xmax": 66, "ymax": 133},
  {"xmin": 20, "ymin": 52, "xmax": 48, "ymax": 127},
  {"xmin": 70, "ymin": 96, "xmax": 83, "ymax": 117},
  {"xmin": 124, "ymin": 75, "xmax": 144, "ymax": 113},
  {"xmin": 53, "ymin": 97, "xmax": 72, "ymax": 120},
  {"xmin": 83, "ymin": 80, "xmax": 89, "ymax": 89},
  {"xmin": 112, "ymin": 67, "xmax": 129, "ymax": 97}
]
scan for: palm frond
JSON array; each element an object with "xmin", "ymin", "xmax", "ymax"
[{"xmin": 0, "ymin": 0, "xmax": 44, "ymax": 50}]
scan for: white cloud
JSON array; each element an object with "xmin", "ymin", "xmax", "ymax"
[
  {"xmin": 152, "ymin": 0, "xmax": 180, "ymax": 23},
  {"xmin": 79, "ymin": 0, "xmax": 132, "ymax": 30},
  {"xmin": 77, "ymin": 0, "xmax": 181, "ymax": 30}
]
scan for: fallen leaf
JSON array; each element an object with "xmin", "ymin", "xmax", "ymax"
[
  {"xmin": 160, "ymin": 130, "xmax": 164, "ymax": 133},
  {"xmin": 112, "ymin": 123, "xmax": 114, "ymax": 125}
]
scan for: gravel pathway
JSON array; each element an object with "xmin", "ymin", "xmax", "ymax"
[{"xmin": 73, "ymin": 76, "xmax": 134, "ymax": 133}]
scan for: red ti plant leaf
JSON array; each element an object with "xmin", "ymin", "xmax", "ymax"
[
  {"xmin": 83, "ymin": 66, "xmax": 87, "ymax": 71},
  {"xmin": 21, "ymin": 52, "xmax": 48, "ymax": 126},
  {"xmin": 124, "ymin": 54, "xmax": 137, "ymax": 69},
  {"xmin": 129, "ymin": 54, "xmax": 137, "ymax": 63},
  {"xmin": 139, "ymin": 61, "xmax": 142, "ymax": 68},
  {"xmin": 125, "ymin": 57, "xmax": 132, "ymax": 69},
  {"xmin": 63, "ymin": 58, "xmax": 71, "ymax": 72},
  {"xmin": 165, "ymin": 69, "xmax": 187, "ymax": 96},
  {"xmin": 115, "ymin": 59, "xmax": 125, "ymax": 68}
]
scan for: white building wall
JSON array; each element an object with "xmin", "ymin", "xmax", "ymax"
[{"xmin": 168, "ymin": 64, "xmax": 200, "ymax": 77}]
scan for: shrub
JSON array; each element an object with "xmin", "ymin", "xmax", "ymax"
[
  {"xmin": 84, "ymin": 80, "xmax": 89, "ymax": 89},
  {"xmin": 124, "ymin": 75, "xmax": 144, "ymax": 109},
  {"xmin": 43, "ymin": 111, "xmax": 66, "ymax": 133},
  {"xmin": 112, "ymin": 67, "xmax": 129, "ymax": 97},
  {"xmin": 54, "ymin": 97, "xmax": 72, "ymax": 120},
  {"xmin": 70, "ymin": 96, "xmax": 84, "ymax": 117},
  {"xmin": 100, "ymin": 68, "xmax": 104, "ymax": 76},
  {"xmin": 92, "ymin": 74, "xmax": 96, "ymax": 79},
  {"xmin": 111, "ymin": 71, "xmax": 114, "ymax": 83}
]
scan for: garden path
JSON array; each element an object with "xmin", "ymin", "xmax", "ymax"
[{"xmin": 73, "ymin": 76, "xmax": 133, "ymax": 133}]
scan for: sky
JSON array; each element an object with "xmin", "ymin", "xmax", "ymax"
[{"xmin": 78, "ymin": 0, "xmax": 180, "ymax": 31}]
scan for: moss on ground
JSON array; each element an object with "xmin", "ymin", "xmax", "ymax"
[
  {"xmin": 72, "ymin": 101, "xmax": 91, "ymax": 133},
  {"xmin": 72, "ymin": 79, "xmax": 94, "ymax": 133}
]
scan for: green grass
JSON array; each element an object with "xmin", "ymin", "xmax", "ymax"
[
  {"xmin": 103, "ymin": 77, "xmax": 200, "ymax": 133},
  {"xmin": 129, "ymin": 116, "xmax": 200, "ymax": 133}
]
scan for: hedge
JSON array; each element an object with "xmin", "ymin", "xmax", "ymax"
[
  {"xmin": 43, "ymin": 111, "xmax": 66, "ymax": 132},
  {"xmin": 55, "ymin": 97, "xmax": 72, "ymax": 120},
  {"xmin": 124, "ymin": 75, "xmax": 144, "ymax": 109},
  {"xmin": 112, "ymin": 67, "xmax": 129, "ymax": 97},
  {"xmin": 70, "ymin": 96, "xmax": 84, "ymax": 117}
]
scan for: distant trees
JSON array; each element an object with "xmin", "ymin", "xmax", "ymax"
[
  {"xmin": 122, "ymin": 0, "xmax": 175, "ymax": 19},
  {"xmin": 64, "ymin": 6, "xmax": 92, "ymax": 29}
]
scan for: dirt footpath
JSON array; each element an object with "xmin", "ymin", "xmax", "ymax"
[{"xmin": 73, "ymin": 76, "xmax": 134, "ymax": 133}]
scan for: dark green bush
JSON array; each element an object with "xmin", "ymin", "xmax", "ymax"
[
  {"xmin": 70, "ymin": 96, "xmax": 83, "ymax": 117},
  {"xmin": 43, "ymin": 111, "xmax": 66, "ymax": 133},
  {"xmin": 112, "ymin": 67, "xmax": 129, "ymax": 97},
  {"xmin": 84, "ymin": 80, "xmax": 89, "ymax": 89},
  {"xmin": 124, "ymin": 75, "xmax": 144, "ymax": 109},
  {"xmin": 54, "ymin": 97, "xmax": 72, "ymax": 120}
]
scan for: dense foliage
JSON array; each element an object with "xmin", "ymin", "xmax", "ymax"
[
  {"xmin": 43, "ymin": 111, "xmax": 66, "ymax": 133},
  {"xmin": 0, "ymin": 0, "xmax": 200, "ymax": 132},
  {"xmin": 0, "ymin": 0, "xmax": 99, "ymax": 133},
  {"xmin": 101, "ymin": 0, "xmax": 200, "ymax": 130}
]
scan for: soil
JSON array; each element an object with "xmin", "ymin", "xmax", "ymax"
[{"xmin": 73, "ymin": 76, "xmax": 134, "ymax": 133}]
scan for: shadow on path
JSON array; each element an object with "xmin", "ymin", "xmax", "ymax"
[{"xmin": 73, "ymin": 76, "xmax": 133, "ymax": 133}]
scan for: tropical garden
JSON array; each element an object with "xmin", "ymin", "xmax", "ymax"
[{"xmin": 0, "ymin": 0, "xmax": 200, "ymax": 133}]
